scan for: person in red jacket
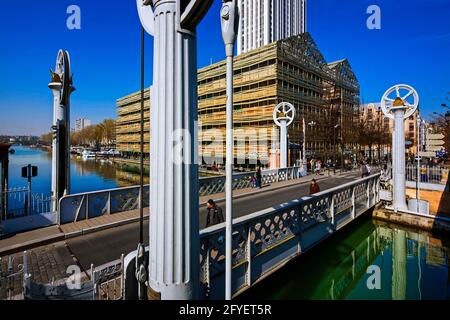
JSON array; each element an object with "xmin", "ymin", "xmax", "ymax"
[{"xmin": 309, "ymin": 179, "xmax": 320, "ymax": 195}]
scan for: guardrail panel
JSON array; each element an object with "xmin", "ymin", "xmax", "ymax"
[{"xmin": 199, "ymin": 174, "xmax": 381, "ymax": 299}]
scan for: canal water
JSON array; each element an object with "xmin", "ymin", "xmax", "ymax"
[
  {"xmin": 7, "ymin": 146, "xmax": 146, "ymax": 196},
  {"xmin": 239, "ymin": 215, "xmax": 450, "ymax": 300}
]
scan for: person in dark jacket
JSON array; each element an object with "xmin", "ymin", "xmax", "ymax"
[
  {"xmin": 256, "ymin": 166, "xmax": 262, "ymax": 189},
  {"xmin": 205, "ymin": 199, "xmax": 224, "ymax": 228},
  {"xmin": 309, "ymin": 179, "xmax": 320, "ymax": 195}
]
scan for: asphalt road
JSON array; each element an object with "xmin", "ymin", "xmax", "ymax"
[{"xmin": 66, "ymin": 172, "xmax": 362, "ymax": 270}]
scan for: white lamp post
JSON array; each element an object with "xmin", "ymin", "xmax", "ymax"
[
  {"xmin": 137, "ymin": 0, "xmax": 213, "ymax": 300},
  {"xmin": 49, "ymin": 50, "xmax": 74, "ymax": 212},
  {"xmin": 273, "ymin": 102, "xmax": 295, "ymax": 169},
  {"xmin": 220, "ymin": 0, "xmax": 239, "ymax": 301},
  {"xmin": 381, "ymin": 84, "xmax": 419, "ymax": 212}
]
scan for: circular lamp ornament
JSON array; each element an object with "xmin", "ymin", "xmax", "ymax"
[
  {"xmin": 55, "ymin": 50, "xmax": 72, "ymax": 105},
  {"xmin": 273, "ymin": 102, "xmax": 295, "ymax": 127},
  {"xmin": 136, "ymin": 0, "xmax": 155, "ymax": 36},
  {"xmin": 380, "ymin": 84, "xmax": 419, "ymax": 120}
]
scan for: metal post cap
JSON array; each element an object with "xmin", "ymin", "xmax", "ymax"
[
  {"xmin": 273, "ymin": 102, "xmax": 295, "ymax": 127},
  {"xmin": 380, "ymin": 84, "xmax": 419, "ymax": 120}
]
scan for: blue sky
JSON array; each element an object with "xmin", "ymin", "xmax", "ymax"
[{"xmin": 0, "ymin": 0, "xmax": 449, "ymax": 136}]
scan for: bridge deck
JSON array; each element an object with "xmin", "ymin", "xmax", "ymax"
[{"xmin": 0, "ymin": 170, "xmax": 365, "ymax": 299}]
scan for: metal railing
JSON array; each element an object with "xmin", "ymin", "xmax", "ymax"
[
  {"xmin": 406, "ymin": 165, "xmax": 449, "ymax": 185},
  {"xmin": 0, "ymin": 251, "xmax": 27, "ymax": 300},
  {"xmin": 199, "ymin": 166, "xmax": 307, "ymax": 196},
  {"xmin": 59, "ymin": 166, "xmax": 310, "ymax": 224},
  {"xmin": 59, "ymin": 185, "xmax": 150, "ymax": 224},
  {"xmin": 198, "ymin": 173, "xmax": 381, "ymax": 299},
  {"xmin": 92, "ymin": 255, "xmax": 124, "ymax": 300},
  {"xmin": 1, "ymin": 188, "xmax": 52, "ymax": 220},
  {"xmin": 58, "ymin": 165, "xmax": 373, "ymax": 225}
]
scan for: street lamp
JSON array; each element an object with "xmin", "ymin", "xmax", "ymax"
[
  {"xmin": 220, "ymin": 0, "xmax": 239, "ymax": 301},
  {"xmin": 302, "ymin": 119, "xmax": 316, "ymax": 168},
  {"xmin": 333, "ymin": 124, "xmax": 340, "ymax": 166}
]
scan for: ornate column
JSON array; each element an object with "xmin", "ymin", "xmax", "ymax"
[
  {"xmin": 140, "ymin": 0, "xmax": 213, "ymax": 300},
  {"xmin": 381, "ymin": 85, "xmax": 419, "ymax": 212},
  {"xmin": 274, "ymin": 102, "xmax": 295, "ymax": 169},
  {"xmin": 48, "ymin": 74, "xmax": 62, "ymax": 212},
  {"xmin": 49, "ymin": 50, "xmax": 74, "ymax": 212}
]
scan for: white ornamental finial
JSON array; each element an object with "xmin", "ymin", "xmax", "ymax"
[
  {"xmin": 273, "ymin": 102, "xmax": 295, "ymax": 127},
  {"xmin": 380, "ymin": 84, "xmax": 419, "ymax": 120}
]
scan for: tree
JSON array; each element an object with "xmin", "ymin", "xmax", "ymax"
[
  {"xmin": 39, "ymin": 132, "xmax": 53, "ymax": 145},
  {"xmin": 70, "ymin": 119, "xmax": 116, "ymax": 149}
]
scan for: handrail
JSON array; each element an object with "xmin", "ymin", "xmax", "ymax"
[
  {"xmin": 198, "ymin": 174, "xmax": 381, "ymax": 299},
  {"xmin": 200, "ymin": 173, "xmax": 381, "ymax": 236}
]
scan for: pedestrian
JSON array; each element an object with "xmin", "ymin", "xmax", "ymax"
[
  {"xmin": 315, "ymin": 161, "xmax": 322, "ymax": 175},
  {"xmin": 309, "ymin": 179, "xmax": 321, "ymax": 195},
  {"xmin": 420, "ymin": 165, "xmax": 428, "ymax": 183},
  {"xmin": 255, "ymin": 166, "xmax": 262, "ymax": 189},
  {"xmin": 205, "ymin": 199, "xmax": 224, "ymax": 228},
  {"xmin": 366, "ymin": 163, "xmax": 371, "ymax": 176},
  {"xmin": 361, "ymin": 162, "xmax": 368, "ymax": 178}
]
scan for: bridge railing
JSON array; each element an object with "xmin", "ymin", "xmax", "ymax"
[
  {"xmin": 59, "ymin": 166, "xmax": 309, "ymax": 224},
  {"xmin": 58, "ymin": 185, "xmax": 150, "ymax": 225},
  {"xmin": 198, "ymin": 167, "xmax": 306, "ymax": 196},
  {"xmin": 406, "ymin": 165, "xmax": 449, "ymax": 186},
  {"xmin": 198, "ymin": 173, "xmax": 381, "ymax": 299},
  {"xmin": 1, "ymin": 187, "xmax": 51, "ymax": 220}
]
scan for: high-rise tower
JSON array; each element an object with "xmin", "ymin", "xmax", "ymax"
[{"xmin": 237, "ymin": 0, "xmax": 307, "ymax": 55}]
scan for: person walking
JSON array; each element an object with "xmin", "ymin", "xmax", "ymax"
[
  {"xmin": 205, "ymin": 199, "xmax": 225, "ymax": 228},
  {"xmin": 361, "ymin": 162, "xmax": 368, "ymax": 178},
  {"xmin": 255, "ymin": 166, "xmax": 262, "ymax": 189},
  {"xmin": 309, "ymin": 179, "xmax": 321, "ymax": 195},
  {"xmin": 366, "ymin": 163, "xmax": 371, "ymax": 176}
]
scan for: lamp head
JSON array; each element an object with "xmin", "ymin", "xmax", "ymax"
[{"xmin": 220, "ymin": 0, "xmax": 239, "ymax": 56}]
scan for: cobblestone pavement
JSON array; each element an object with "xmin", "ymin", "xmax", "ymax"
[{"xmin": 0, "ymin": 241, "xmax": 88, "ymax": 299}]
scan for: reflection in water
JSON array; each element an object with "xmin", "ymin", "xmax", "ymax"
[
  {"xmin": 392, "ymin": 229, "xmax": 406, "ymax": 300},
  {"xmin": 8, "ymin": 146, "xmax": 150, "ymax": 195},
  {"xmin": 239, "ymin": 216, "xmax": 450, "ymax": 300}
]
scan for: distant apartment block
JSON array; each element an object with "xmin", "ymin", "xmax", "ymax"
[
  {"xmin": 75, "ymin": 118, "xmax": 92, "ymax": 132},
  {"xmin": 360, "ymin": 103, "xmax": 418, "ymax": 156},
  {"xmin": 237, "ymin": 0, "xmax": 307, "ymax": 55}
]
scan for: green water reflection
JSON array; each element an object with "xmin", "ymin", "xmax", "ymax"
[{"xmin": 240, "ymin": 216, "xmax": 450, "ymax": 300}]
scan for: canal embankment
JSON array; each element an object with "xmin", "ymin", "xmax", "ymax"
[{"xmin": 373, "ymin": 207, "xmax": 450, "ymax": 233}]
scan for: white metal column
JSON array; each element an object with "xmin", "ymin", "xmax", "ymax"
[
  {"xmin": 147, "ymin": 0, "xmax": 206, "ymax": 300},
  {"xmin": 49, "ymin": 80, "xmax": 62, "ymax": 212}
]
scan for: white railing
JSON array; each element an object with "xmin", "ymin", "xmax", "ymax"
[
  {"xmin": 198, "ymin": 173, "xmax": 381, "ymax": 299},
  {"xmin": 59, "ymin": 167, "xmax": 309, "ymax": 224},
  {"xmin": 59, "ymin": 185, "xmax": 150, "ymax": 225},
  {"xmin": 1, "ymin": 188, "xmax": 52, "ymax": 220},
  {"xmin": 406, "ymin": 165, "xmax": 449, "ymax": 186},
  {"xmin": 198, "ymin": 167, "xmax": 307, "ymax": 196}
]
